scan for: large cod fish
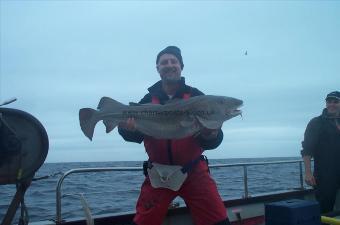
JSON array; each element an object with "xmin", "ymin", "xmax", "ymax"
[{"xmin": 79, "ymin": 95, "xmax": 243, "ymax": 140}]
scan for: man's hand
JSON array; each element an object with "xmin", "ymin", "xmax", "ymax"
[
  {"xmin": 119, "ymin": 118, "xmax": 137, "ymax": 131},
  {"xmin": 199, "ymin": 128, "xmax": 219, "ymax": 140},
  {"xmin": 302, "ymin": 155, "xmax": 316, "ymax": 186},
  {"xmin": 305, "ymin": 171, "xmax": 316, "ymax": 186}
]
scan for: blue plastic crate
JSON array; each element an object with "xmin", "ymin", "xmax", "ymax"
[{"xmin": 265, "ymin": 199, "xmax": 321, "ymax": 225}]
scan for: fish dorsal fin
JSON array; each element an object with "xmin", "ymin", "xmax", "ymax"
[
  {"xmin": 97, "ymin": 97, "xmax": 125, "ymax": 110},
  {"xmin": 196, "ymin": 116, "xmax": 222, "ymax": 129}
]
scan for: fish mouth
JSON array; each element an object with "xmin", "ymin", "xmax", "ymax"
[
  {"xmin": 226, "ymin": 105, "xmax": 243, "ymax": 117},
  {"xmin": 230, "ymin": 109, "xmax": 242, "ymax": 116}
]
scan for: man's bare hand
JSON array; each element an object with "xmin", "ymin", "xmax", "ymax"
[
  {"xmin": 305, "ymin": 171, "xmax": 316, "ymax": 186},
  {"xmin": 119, "ymin": 118, "xmax": 137, "ymax": 131}
]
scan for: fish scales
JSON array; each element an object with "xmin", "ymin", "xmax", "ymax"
[{"xmin": 79, "ymin": 95, "xmax": 243, "ymax": 140}]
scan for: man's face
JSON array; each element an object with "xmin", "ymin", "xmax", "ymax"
[
  {"xmin": 157, "ymin": 53, "xmax": 182, "ymax": 82},
  {"xmin": 326, "ymin": 98, "xmax": 340, "ymax": 115}
]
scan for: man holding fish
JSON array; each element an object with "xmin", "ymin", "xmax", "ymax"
[{"xmin": 118, "ymin": 46, "xmax": 234, "ymax": 225}]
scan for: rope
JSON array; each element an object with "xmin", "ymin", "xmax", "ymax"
[
  {"xmin": 32, "ymin": 172, "xmax": 63, "ymax": 181},
  {"xmin": 321, "ymin": 216, "xmax": 340, "ymax": 225}
]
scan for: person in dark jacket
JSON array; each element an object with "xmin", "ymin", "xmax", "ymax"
[
  {"xmin": 118, "ymin": 46, "xmax": 230, "ymax": 225},
  {"xmin": 301, "ymin": 91, "xmax": 340, "ymax": 213}
]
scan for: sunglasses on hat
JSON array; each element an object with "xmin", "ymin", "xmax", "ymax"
[{"xmin": 326, "ymin": 99, "xmax": 339, "ymax": 104}]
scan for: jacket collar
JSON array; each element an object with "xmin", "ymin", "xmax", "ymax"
[
  {"xmin": 322, "ymin": 108, "xmax": 340, "ymax": 119},
  {"xmin": 147, "ymin": 77, "xmax": 190, "ymax": 100}
]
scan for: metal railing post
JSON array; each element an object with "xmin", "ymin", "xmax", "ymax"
[
  {"xmin": 56, "ymin": 171, "xmax": 68, "ymax": 224},
  {"xmin": 243, "ymin": 165, "xmax": 249, "ymax": 198},
  {"xmin": 299, "ymin": 161, "xmax": 304, "ymax": 190}
]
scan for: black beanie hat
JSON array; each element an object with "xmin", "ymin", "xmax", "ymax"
[
  {"xmin": 156, "ymin": 46, "xmax": 184, "ymax": 69},
  {"xmin": 325, "ymin": 91, "xmax": 340, "ymax": 100}
]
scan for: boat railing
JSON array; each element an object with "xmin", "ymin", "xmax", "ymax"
[{"xmin": 55, "ymin": 159, "xmax": 306, "ymax": 224}]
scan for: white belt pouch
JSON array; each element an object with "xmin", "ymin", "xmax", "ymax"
[{"xmin": 147, "ymin": 163, "xmax": 187, "ymax": 191}]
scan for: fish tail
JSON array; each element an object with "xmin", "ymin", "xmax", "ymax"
[{"xmin": 79, "ymin": 108, "xmax": 99, "ymax": 141}]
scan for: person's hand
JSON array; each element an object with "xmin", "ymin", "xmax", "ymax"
[
  {"xmin": 119, "ymin": 118, "xmax": 137, "ymax": 131},
  {"xmin": 199, "ymin": 128, "xmax": 219, "ymax": 140},
  {"xmin": 305, "ymin": 171, "xmax": 316, "ymax": 186}
]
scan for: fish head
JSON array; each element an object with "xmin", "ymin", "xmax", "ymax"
[{"xmin": 212, "ymin": 96, "xmax": 243, "ymax": 119}]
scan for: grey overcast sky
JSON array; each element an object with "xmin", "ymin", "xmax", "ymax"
[{"xmin": 0, "ymin": 1, "xmax": 339, "ymax": 162}]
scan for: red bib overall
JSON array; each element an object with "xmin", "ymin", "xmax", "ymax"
[{"xmin": 133, "ymin": 94, "xmax": 228, "ymax": 225}]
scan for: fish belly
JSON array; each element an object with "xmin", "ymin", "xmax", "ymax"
[{"xmin": 135, "ymin": 116, "xmax": 198, "ymax": 139}]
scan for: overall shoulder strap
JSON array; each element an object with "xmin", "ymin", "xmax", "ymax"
[
  {"xmin": 151, "ymin": 96, "xmax": 160, "ymax": 104},
  {"xmin": 182, "ymin": 93, "xmax": 191, "ymax": 99},
  {"xmin": 152, "ymin": 92, "xmax": 190, "ymax": 104}
]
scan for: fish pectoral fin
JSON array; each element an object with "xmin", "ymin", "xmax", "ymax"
[
  {"xmin": 195, "ymin": 116, "xmax": 222, "ymax": 129},
  {"xmin": 180, "ymin": 116, "xmax": 197, "ymax": 128},
  {"xmin": 103, "ymin": 120, "xmax": 119, "ymax": 133},
  {"xmin": 180, "ymin": 120, "xmax": 193, "ymax": 127}
]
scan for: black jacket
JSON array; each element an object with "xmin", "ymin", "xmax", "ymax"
[
  {"xmin": 301, "ymin": 109, "xmax": 340, "ymax": 173},
  {"xmin": 118, "ymin": 77, "xmax": 223, "ymax": 150}
]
